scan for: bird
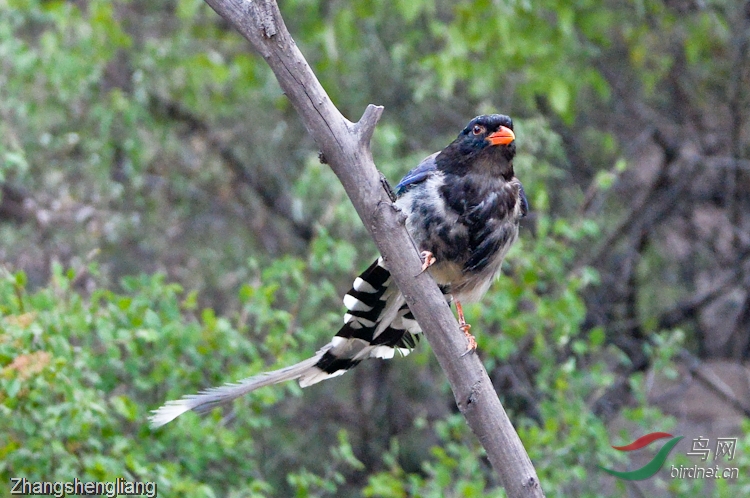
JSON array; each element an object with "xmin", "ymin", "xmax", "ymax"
[{"xmin": 150, "ymin": 114, "xmax": 528, "ymax": 428}]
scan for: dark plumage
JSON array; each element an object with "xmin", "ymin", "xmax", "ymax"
[{"xmin": 150, "ymin": 114, "xmax": 527, "ymax": 427}]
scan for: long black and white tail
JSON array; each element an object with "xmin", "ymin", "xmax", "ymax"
[
  {"xmin": 149, "ymin": 348, "xmax": 331, "ymax": 427},
  {"xmin": 150, "ymin": 258, "xmax": 429, "ymax": 428}
]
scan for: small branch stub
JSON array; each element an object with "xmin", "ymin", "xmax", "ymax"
[{"xmin": 354, "ymin": 104, "xmax": 384, "ymax": 145}]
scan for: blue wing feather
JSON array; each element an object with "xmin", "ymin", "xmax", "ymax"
[
  {"xmin": 394, "ymin": 152, "xmax": 439, "ymax": 196},
  {"xmin": 519, "ymin": 183, "xmax": 529, "ymax": 217}
]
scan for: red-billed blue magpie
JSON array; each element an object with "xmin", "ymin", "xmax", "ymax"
[{"xmin": 151, "ymin": 114, "xmax": 527, "ymax": 427}]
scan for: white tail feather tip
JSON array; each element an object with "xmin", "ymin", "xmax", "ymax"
[
  {"xmin": 353, "ymin": 277, "xmax": 377, "ymax": 293},
  {"xmin": 149, "ymin": 400, "xmax": 192, "ymax": 428},
  {"xmin": 343, "ymin": 294, "xmax": 373, "ymax": 312}
]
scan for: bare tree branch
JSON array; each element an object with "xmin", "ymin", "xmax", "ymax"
[
  {"xmin": 202, "ymin": 0, "xmax": 544, "ymax": 495},
  {"xmin": 675, "ymin": 350, "xmax": 750, "ymax": 418},
  {"xmin": 579, "ymin": 128, "xmax": 698, "ymax": 270}
]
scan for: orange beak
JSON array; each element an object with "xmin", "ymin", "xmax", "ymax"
[{"xmin": 486, "ymin": 126, "xmax": 515, "ymax": 146}]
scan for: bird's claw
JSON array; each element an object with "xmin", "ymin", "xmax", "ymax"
[
  {"xmin": 419, "ymin": 251, "xmax": 436, "ymax": 273},
  {"xmin": 460, "ymin": 323, "xmax": 477, "ymax": 356}
]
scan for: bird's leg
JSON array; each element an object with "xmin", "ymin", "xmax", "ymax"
[
  {"xmin": 417, "ymin": 251, "xmax": 475, "ymax": 352},
  {"xmin": 419, "ymin": 250, "xmax": 436, "ymax": 273},
  {"xmin": 455, "ymin": 301, "xmax": 477, "ymax": 353}
]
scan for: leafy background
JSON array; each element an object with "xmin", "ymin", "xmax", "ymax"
[{"xmin": 1, "ymin": 0, "xmax": 749, "ymax": 496}]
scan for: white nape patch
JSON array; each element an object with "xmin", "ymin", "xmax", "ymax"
[
  {"xmin": 369, "ymin": 346, "xmax": 396, "ymax": 359},
  {"xmin": 343, "ymin": 294, "xmax": 373, "ymax": 312},
  {"xmin": 298, "ymin": 367, "xmax": 347, "ymax": 388},
  {"xmin": 149, "ymin": 400, "xmax": 191, "ymax": 428},
  {"xmin": 353, "ymin": 277, "xmax": 377, "ymax": 293}
]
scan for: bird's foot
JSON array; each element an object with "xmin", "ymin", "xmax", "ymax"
[
  {"xmin": 419, "ymin": 251, "xmax": 436, "ymax": 273},
  {"xmin": 460, "ymin": 323, "xmax": 477, "ymax": 356},
  {"xmin": 455, "ymin": 301, "xmax": 476, "ymax": 356}
]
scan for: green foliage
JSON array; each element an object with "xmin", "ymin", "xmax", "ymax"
[{"xmin": 0, "ymin": 252, "xmax": 367, "ymax": 495}]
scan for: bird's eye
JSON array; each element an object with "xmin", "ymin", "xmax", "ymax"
[{"xmin": 472, "ymin": 125, "xmax": 485, "ymax": 135}]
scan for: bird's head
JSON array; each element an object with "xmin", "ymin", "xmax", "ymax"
[{"xmin": 437, "ymin": 114, "xmax": 516, "ymax": 178}]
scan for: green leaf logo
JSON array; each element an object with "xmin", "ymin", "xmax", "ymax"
[{"xmin": 600, "ymin": 433, "xmax": 683, "ymax": 481}]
